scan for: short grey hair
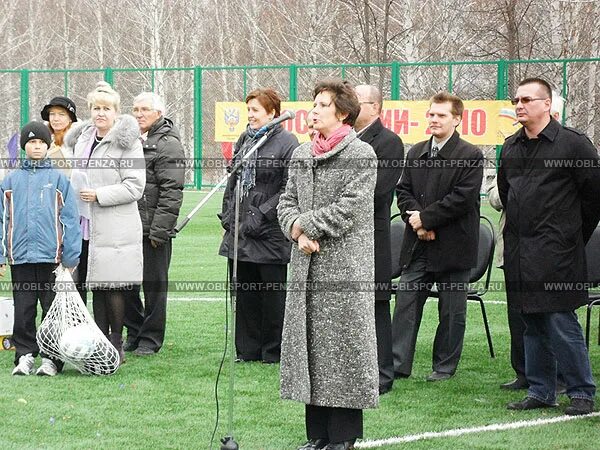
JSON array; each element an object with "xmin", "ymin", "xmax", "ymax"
[{"xmin": 133, "ymin": 92, "xmax": 166, "ymax": 115}]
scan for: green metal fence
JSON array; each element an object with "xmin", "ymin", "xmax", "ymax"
[{"xmin": 2, "ymin": 58, "xmax": 599, "ymax": 188}]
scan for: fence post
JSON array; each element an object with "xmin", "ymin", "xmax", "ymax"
[
  {"xmin": 289, "ymin": 64, "xmax": 298, "ymax": 101},
  {"xmin": 104, "ymin": 67, "xmax": 114, "ymax": 86},
  {"xmin": 495, "ymin": 60, "xmax": 509, "ymax": 164},
  {"xmin": 496, "ymin": 60, "xmax": 508, "ymax": 100},
  {"xmin": 20, "ymin": 69, "xmax": 30, "ymax": 127},
  {"xmin": 194, "ymin": 66, "xmax": 203, "ymax": 189},
  {"xmin": 391, "ymin": 62, "xmax": 400, "ymax": 100}
]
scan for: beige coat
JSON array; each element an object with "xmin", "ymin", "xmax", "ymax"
[{"xmin": 65, "ymin": 115, "xmax": 145, "ymax": 288}]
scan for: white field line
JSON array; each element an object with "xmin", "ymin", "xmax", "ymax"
[
  {"xmin": 355, "ymin": 412, "xmax": 600, "ymax": 448},
  {"xmin": 169, "ymin": 296, "xmax": 224, "ymax": 302},
  {"xmin": 169, "ymin": 295, "xmax": 595, "ymax": 447}
]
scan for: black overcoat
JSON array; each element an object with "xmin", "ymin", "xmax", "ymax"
[
  {"xmin": 498, "ymin": 119, "xmax": 600, "ymax": 313},
  {"xmin": 396, "ymin": 131, "xmax": 483, "ymax": 273},
  {"xmin": 358, "ymin": 118, "xmax": 404, "ymax": 301},
  {"xmin": 219, "ymin": 125, "xmax": 298, "ymax": 265}
]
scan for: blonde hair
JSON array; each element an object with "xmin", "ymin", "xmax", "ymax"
[{"xmin": 87, "ymin": 81, "xmax": 120, "ymax": 112}]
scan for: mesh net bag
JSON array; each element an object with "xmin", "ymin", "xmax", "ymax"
[{"xmin": 37, "ymin": 265, "xmax": 120, "ymax": 375}]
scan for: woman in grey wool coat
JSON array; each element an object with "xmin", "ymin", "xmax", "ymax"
[{"xmin": 278, "ymin": 79, "xmax": 378, "ymax": 450}]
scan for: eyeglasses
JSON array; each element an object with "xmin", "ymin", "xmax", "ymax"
[{"xmin": 510, "ymin": 97, "xmax": 548, "ymax": 105}]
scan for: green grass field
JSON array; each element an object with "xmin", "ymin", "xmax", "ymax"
[{"xmin": 1, "ymin": 191, "xmax": 599, "ymax": 449}]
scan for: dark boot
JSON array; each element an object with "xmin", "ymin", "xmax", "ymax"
[{"xmin": 109, "ymin": 333, "xmax": 125, "ymax": 365}]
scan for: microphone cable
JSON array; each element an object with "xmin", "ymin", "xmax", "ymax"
[{"xmin": 209, "ymin": 262, "xmax": 231, "ymax": 450}]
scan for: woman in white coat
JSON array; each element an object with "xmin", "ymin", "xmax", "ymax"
[{"xmin": 65, "ymin": 81, "xmax": 145, "ymax": 363}]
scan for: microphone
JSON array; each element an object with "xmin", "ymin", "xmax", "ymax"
[{"xmin": 257, "ymin": 110, "xmax": 296, "ymax": 134}]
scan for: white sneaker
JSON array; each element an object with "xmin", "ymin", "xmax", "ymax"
[
  {"xmin": 36, "ymin": 358, "xmax": 58, "ymax": 377},
  {"xmin": 12, "ymin": 354, "xmax": 35, "ymax": 376}
]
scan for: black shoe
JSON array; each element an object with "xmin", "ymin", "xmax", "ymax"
[
  {"xmin": 133, "ymin": 346, "xmax": 156, "ymax": 356},
  {"xmin": 394, "ymin": 372, "xmax": 410, "ymax": 379},
  {"xmin": 426, "ymin": 371, "xmax": 453, "ymax": 382},
  {"xmin": 507, "ymin": 397, "xmax": 557, "ymax": 410},
  {"xmin": 324, "ymin": 441, "xmax": 355, "ymax": 450},
  {"xmin": 500, "ymin": 378, "xmax": 529, "ymax": 390},
  {"xmin": 565, "ymin": 398, "xmax": 594, "ymax": 416},
  {"xmin": 123, "ymin": 339, "xmax": 137, "ymax": 352},
  {"xmin": 297, "ymin": 438, "xmax": 328, "ymax": 450},
  {"xmin": 379, "ymin": 383, "xmax": 393, "ymax": 395}
]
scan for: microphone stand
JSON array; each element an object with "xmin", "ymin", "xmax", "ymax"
[
  {"xmin": 223, "ymin": 132, "xmax": 273, "ymax": 450},
  {"xmin": 174, "ymin": 131, "xmax": 270, "ymax": 234},
  {"xmin": 175, "ymin": 130, "xmax": 271, "ymax": 450}
]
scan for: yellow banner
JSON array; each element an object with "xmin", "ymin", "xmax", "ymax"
[{"xmin": 214, "ymin": 100, "xmax": 519, "ymax": 145}]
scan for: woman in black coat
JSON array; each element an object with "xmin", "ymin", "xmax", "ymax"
[{"xmin": 219, "ymin": 88, "xmax": 299, "ymax": 363}]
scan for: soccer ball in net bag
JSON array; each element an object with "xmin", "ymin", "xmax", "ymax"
[{"xmin": 59, "ymin": 324, "xmax": 97, "ymax": 360}]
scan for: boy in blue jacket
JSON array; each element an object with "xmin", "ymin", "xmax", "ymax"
[{"xmin": 0, "ymin": 121, "xmax": 81, "ymax": 376}]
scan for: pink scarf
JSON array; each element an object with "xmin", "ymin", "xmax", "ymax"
[{"xmin": 311, "ymin": 124, "xmax": 352, "ymax": 156}]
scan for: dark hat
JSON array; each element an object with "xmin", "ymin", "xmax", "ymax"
[
  {"xmin": 20, "ymin": 121, "xmax": 52, "ymax": 149},
  {"xmin": 41, "ymin": 96, "xmax": 78, "ymax": 123}
]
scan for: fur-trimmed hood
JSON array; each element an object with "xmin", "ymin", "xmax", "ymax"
[{"xmin": 64, "ymin": 114, "xmax": 140, "ymax": 152}]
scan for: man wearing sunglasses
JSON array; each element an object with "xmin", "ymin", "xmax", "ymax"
[
  {"xmin": 491, "ymin": 92, "xmax": 566, "ymax": 393},
  {"xmin": 498, "ymin": 77, "xmax": 600, "ymax": 416}
]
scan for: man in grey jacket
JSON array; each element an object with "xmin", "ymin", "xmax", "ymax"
[{"xmin": 124, "ymin": 92, "xmax": 185, "ymax": 355}]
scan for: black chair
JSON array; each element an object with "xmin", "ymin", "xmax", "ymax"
[
  {"xmin": 389, "ymin": 213, "xmax": 495, "ymax": 357},
  {"xmin": 584, "ymin": 226, "xmax": 600, "ymax": 348},
  {"xmin": 389, "ymin": 213, "xmax": 405, "ymax": 283}
]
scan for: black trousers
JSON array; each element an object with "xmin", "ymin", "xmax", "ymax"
[
  {"xmin": 392, "ymin": 255, "xmax": 469, "ymax": 376},
  {"xmin": 305, "ymin": 405, "xmax": 363, "ymax": 443},
  {"xmin": 74, "ymin": 239, "xmax": 89, "ymax": 306},
  {"xmin": 507, "ymin": 306, "xmax": 526, "ymax": 381},
  {"xmin": 375, "ymin": 300, "xmax": 394, "ymax": 389},
  {"xmin": 10, "ymin": 263, "xmax": 62, "ymax": 369},
  {"xmin": 228, "ymin": 259, "xmax": 287, "ymax": 362},
  {"xmin": 124, "ymin": 238, "xmax": 172, "ymax": 351}
]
